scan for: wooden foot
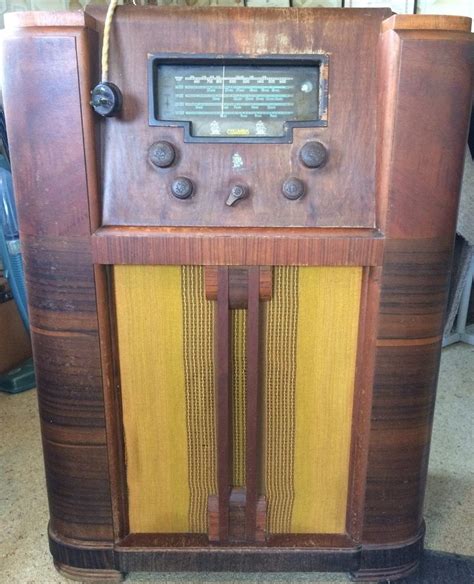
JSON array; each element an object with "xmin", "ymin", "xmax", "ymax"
[
  {"xmin": 350, "ymin": 528, "xmax": 424, "ymax": 582},
  {"xmin": 54, "ymin": 561, "xmax": 124, "ymax": 583}
]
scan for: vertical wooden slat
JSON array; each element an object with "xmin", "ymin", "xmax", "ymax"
[
  {"xmin": 345, "ymin": 266, "xmax": 382, "ymax": 542},
  {"xmin": 215, "ymin": 267, "xmax": 232, "ymax": 542},
  {"xmin": 95, "ymin": 265, "xmax": 129, "ymax": 542},
  {"xmin": 245, "ymin": 267, "xmax": 261, "ymax": 540}
]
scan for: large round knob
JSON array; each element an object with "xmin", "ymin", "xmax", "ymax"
[
  {"xmin": 282, "ymin": 177, "xmax": 305, "ymax": 200},
  {"xmin": 149, "ymin": 141, "xmax": 176, "ymax": 168},
  {"xmin": 299, "ymin": 141, "xmax": 328, "ymax": 169},
  {"xmin": 171, "ymin": 177, "xmax": 194, "ymax": 199}
]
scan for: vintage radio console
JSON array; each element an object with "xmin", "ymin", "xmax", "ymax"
[{"xmin": 2, "ymin": 6, "xmax": 473, "ymax": 582}]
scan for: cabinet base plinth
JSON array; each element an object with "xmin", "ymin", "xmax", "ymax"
[
  {"xmin": 49, "ymin": 526, "xmax": 424, "ymax": 579},
  {"xmin": 54, "ymin": 562, "xmax": 124, "ymax": 583}
]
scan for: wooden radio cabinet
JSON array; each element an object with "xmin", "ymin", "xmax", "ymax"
[{"xmin": 2, "ymin": 6, "xmax": 473, "ymax": 582}]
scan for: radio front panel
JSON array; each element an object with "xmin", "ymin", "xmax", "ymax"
[{"xmin": 102, "ymin": 9, "xmax": 381, "ymax": 229}]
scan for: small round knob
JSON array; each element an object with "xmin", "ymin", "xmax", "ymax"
[
  {"xmin": 282, "ymin": 177, "xmax": 305, "ymax": 200},
  {"xmin": 299, "ymin": 141, "xmax": 328, "ymax": 169},
  {"xmin": 171, "ymin": 177, "xmax": 194, "ymax": 200},
  {"xmin": 149, "ymin": 141, "xmax": 176, "ymax": 168}
]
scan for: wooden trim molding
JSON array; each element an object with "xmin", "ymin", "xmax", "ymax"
[
  {"xmin": 94, "ymin": 266, "xmax": 130, "ymax": 543},
  {"xmin": 91, "ymin": 228, "xmax": 384, "ymax": 267}
]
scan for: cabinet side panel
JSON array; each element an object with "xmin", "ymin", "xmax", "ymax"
[
  {"xmin": 364, "ymin": 341, "xmax": 440, "ymax": 542},
  {"xmin": 3, "ymin": 35, "xmax": 91, "ymax": 237},
  {"xmin": 365, "ymin": 30, "xmax": 473, "ymax": 544},
  {"xmin": 384, "ymin": 32, "xmax": 472, "ymax": 242},
  {"xmin": 2, "ymin": 32, "xmax": 113, "ymax": 542}
]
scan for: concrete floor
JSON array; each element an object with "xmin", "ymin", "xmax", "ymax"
[{"xmin": 0, "ymin": 344, "xmax": 473, "ymax": 584}]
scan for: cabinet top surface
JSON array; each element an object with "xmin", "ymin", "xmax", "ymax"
[{"xmin": 3, "ymin": 7, "xmax": 471, "ymax": 34}]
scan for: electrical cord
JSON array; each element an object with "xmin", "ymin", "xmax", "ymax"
[
  {"xmin": 91, "ymin": 0, "xmax": 122, "ymax": 117},
  {"xmin": 101, "ymin": 0, "xmax": 119, "ymax": 83}
]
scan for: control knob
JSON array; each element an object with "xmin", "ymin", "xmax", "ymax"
[
  {"xmin": 149, "ymin": 141, "xmax": 176, "ymax": 168},
  {"xmin": 171, "ymin": 177, "xmax": 194, "ymax": 199},
  {"xmin": 299, "ymin": 141, "xmax": 328, "ymax": 169},
  {"xmin": 282, "ymin": 177, "xmax": 305, "ymax": 200},
  {"xmin": 226, "ymin": 184, "xmax": 248, "ymax": 207}
]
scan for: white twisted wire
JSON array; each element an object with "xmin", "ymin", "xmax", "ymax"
[{"xmin": 101, "ymin": 0, "xmax": 119, "ymax": 83}]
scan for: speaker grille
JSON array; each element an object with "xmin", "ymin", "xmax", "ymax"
[{"xmin": 114, "ymin": 265, "xmax": 361, "ymax": 535}]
